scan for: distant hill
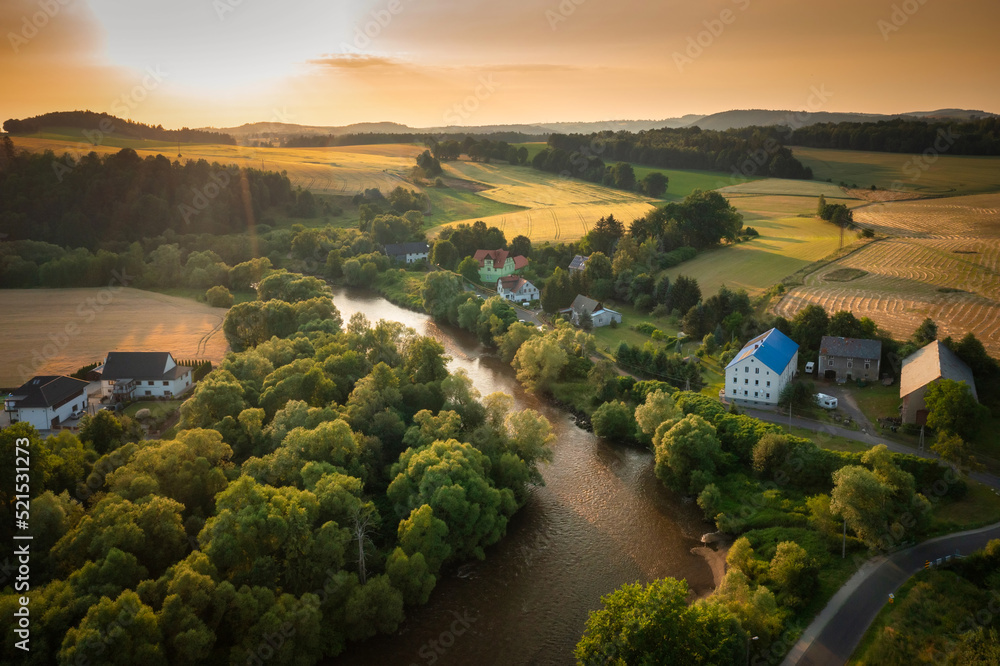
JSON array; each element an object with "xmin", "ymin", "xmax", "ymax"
[
  {"xmin": 201, "ymin": 117, "xmax": 703, "ymax": 142},
  {"xmin": 3, "ymin": 111, "xmax": 236, "ymax": 145},
  {"xmin": 688, "ymin": 108, "xmax": 997, "ymax": 131}
]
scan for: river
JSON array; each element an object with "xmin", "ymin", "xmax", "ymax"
[{"xmin": 327, "ymin": 287, "xmax": 717, "ymax": 666}]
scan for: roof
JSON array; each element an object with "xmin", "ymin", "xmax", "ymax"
[
  {"xmin": 498, "ymin": 275, "xmax": 531, "ymax": 292},
  {"xmin": 474, "ymin": 249, "xmax": 527, "ymax": 269},
  {"xmin": 102, "ymin": 351, "xmax": 174, "ymax": 381},
  {"xmin": 569, "ymin": 255, "xmax": 589, "ymax": 270},
  {"xmin": 383, "ymin": 241, "xmax": 429, "ymax": 256},
  {"xmin": 900, "ymin": 341, "xmax": 978, "ymax": 400},
  {"xmin": 726, "ymin": 328, "xmax": 799, "ymax": 374},
  {"xmin": 7, "ymin": 376, "xmax": 89, "ymax": 409},
  {"xmin": 567, "ymin": 294, "xmax": 601, "ymax": 315},
  {"xmin": 820, "ymin": 336, "xmax": 882, "ymax": 360}
]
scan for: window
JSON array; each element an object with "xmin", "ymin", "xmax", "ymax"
[
  {"xmin": 148, "ymin": 381, "xmax": 154, "ymax": 386},
  {"xmin": 766, "ymin": 393, "xmax": 770, "ymax": 399},
  {"xmin": 865, "ymin": 361, "xmax": 871, "ymax": 370},
  {"xmin": 744, "ymin": 378, "xmax": 749, "ymax": 385},
  {"xmin": 163, "ymin": 381, "xmax": 169, "ymax": 386},
  {"xmin": 744, "ymin": 391, "xmax": 748, "ymax": 396},
  {"xmin": 847, "ymin": 360, "xmax": 853, "ymax": 368},
  {"xmin": 828, "ymin": 358, "xmax": 834, "ymax": 366},
  {"xmin": 755, "ymin": 367, "xmax": 759, "ymax": 374},
  {"xmin": 745, "ymin": 367, "xmax": 749, "ymax": 373},
  {"xmin": 754, "ymin": 391, "xmax": 758, "ymax": 398},
  {"xmin": 755, "ymin": 380, "xmax": 759, "ymax": 386},
  {"xmin": 766, "ymin": 381, "xmax": 771, "ymax": 387},
  {"xmin": 145, "ymin": 390, "xmax": 151, "ymax": 396}
]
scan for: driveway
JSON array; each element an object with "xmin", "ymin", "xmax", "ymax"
[{"xmin": 782, "ymin": 521, "xmax": 1000, "ymax": 666}]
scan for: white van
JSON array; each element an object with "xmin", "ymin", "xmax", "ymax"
[
  {"xmin": 814, "ymin": 393, "xmax": 838, "ymax": 409},
  {"xmin": 804, "ymin": 361, "xmax": 815, "ymax": 374}
]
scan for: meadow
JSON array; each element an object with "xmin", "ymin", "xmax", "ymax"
[
  {"xmin": 0, "ymin": 288, "xmax": 229, "ymax": 387},
  {"xmin": 776, "ymin": 193, "xmax": 1000, "ymax": 355},
  {"xmin": 792, "ymin": 146, "xmax": 1000, "ymax": 196}
]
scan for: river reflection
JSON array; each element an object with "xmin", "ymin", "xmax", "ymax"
[{"xmin": 326, "ymin": 287, "xmax": 714, "ymax": 666}]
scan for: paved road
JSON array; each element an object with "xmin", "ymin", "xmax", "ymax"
[
  {"xmin": 740, "ymin": 406, "xmax": 1000, "ymax": 492},
  {"xmin": 781, "ymin": 521, "xmax": 1000, "ymax": 666}
]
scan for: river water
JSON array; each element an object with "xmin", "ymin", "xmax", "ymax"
[{"xmin": 327, "ymin": 287, "xmax": 715, "ymax": 666}]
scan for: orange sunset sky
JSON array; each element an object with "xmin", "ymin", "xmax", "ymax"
[{"xmin": 2, "ymin": 0, "xmax": 998, "ymax": 129}]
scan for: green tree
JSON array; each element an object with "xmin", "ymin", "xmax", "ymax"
[
  {"xmin": 911, "ymin": 317, "xmax": 938, "ymax": 346},
  {"xmin": 634, "ymin": 389, "xmax": 681, "ymax": 443},
  {"xmin": 574, "ymin": 578, "xmax": 746, "ymax": 665},
  {"xmin": 59, "ymin": 590, "xmax": 167, "ymax": 666},
  {"xmin": 430, "ymin": 239, "xmax": 459, "ymax": 269},
  {"xmin": 457, "ymin": 256, "xmax": 481, "ymax": 283},
  {"xmin": 206, "ymin": 285, "xmax": 234, "ymax": 308},
  {"xmin": 641, "ymin": 171, "xmax": 669, "ymax": 197},
  {"xmin": 78, "ymin": 409, "xmax": 125, "ymax": 455},
  {"xmin": 791, "ymin": 304, "xmax": 829, "ymax": 351},
  {"xmin": 931, "ymin": 430, "xmax": 984, "ymax": 472},
  {"xmin": 767, "ymin": 541, "xmax": 816, "ymax": 608},
  {"xmin": 512, "ymin": 334, "xmax": 568, "ymax": 394},
  {"xmin": 608, "ymin": 162, "xmax": 637, "ymax": 191},
  {"xmin": 591, "ymin": 401, "xmax": 636, "ymax": 440},
  {"xmin": 653, "ymin": 414, "xmax": 723, "ymax": 494},
  {"xmin": 510, "ymin": 234, "xmax": 531, "ymax": 258},
  {"xmin": 924, "ymin": 379, "xmax": 988, "ymax": 441}
]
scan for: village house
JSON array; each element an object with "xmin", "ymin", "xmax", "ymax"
[
  {"xmin": 496, "ymin": 275, "xmax": 539, "ymax": 304},
  {"xmin": 568, "ymin": 255, "xmax": 589, "ymax": 274},
  {"xmin": 97, "ymin": 351, "xmax": 194, "ymax": 402},
  {"xmin": 383, "ymin": 241, "xmax": 430, "ymax": 264},
  {"xmin": 900, "ymin": 341, "xmax": 979, "ymax": 425},
  {"xmin": 725, "ymin": 328, "xmax": 799, "ymax": 408},
  {"xmin": 819, "ymin": 336, "xmax": 882, "ymax": 382},
  {"xmin": 473, "ymin": 249, "xmax": 528, "ymax": 282},
  {"xmin": 560, "ymin": 295, "xmax": 622, "ymax": 328},
  {"xmin": 4, "ymin": 375, "xmax": 90, "ymax": 430}
]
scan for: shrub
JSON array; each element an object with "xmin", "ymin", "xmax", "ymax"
[{"xmin": 206, "ymin": 285, "xmax": 234, "ymax": 308}]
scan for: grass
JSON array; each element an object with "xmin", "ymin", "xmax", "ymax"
[
  {"xmin": 123, "ymin": 400, "xmax": 183, "ymax": 420},
  {"xmin": 422, "ymin": 186, "xmax": 526, "ymax": 227},
  {"xmin": 630, "ymin": 165, "xmax": 761, "ymax": 201},
  {"xmin": 797, "ymin": 426, "xmax": 869, "ymax": 453},
  {"xmin": 371, "ymin": 269, "xmax": 427, "ymax": 310},
  {"xmin": 823, "ymin": 268, "xmax": 868, "ymax": 282},
  {"xmin": 143, "ymin": 287, "xmax": 257, "ymax": 305},
  {"xmin": 0, "ymin": 288, "xmax": 229, "ymax": 386},
  {"xmin": 850, "ymin": 384, "xmax": 901, "ymax": 426},
  {"xmin": 792, "ymin": 146, "xmax": 1000, "ymax": 196},
  {"xmin": 928, "ymin": 481, "xmax": 1000, "ymax": 535},
  {"xmin": 660, "ymin": 196, "xmax": 845, "ymax": 296}
]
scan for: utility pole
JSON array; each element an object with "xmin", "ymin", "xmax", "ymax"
[
  {"xmin": 919, "ymin": 425, "xmax": 925, "ymax": 451},
  {"xmin": 842, "ymin": 517, "xmax": 847, "ymax": 559}
]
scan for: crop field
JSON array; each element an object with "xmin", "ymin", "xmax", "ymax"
[
  {"xmin": 11, "ymin": 135, "xmax": 420, "ymax": 195},
  {"xmin": 792, "ymin": 146, "xmax": 1000, "ymax": 196},
  {"xmin": 776, "ymin": 194, "xmax": 1000, "ymax": 354},
  {"xmin": 432, "ymin": 160, "xmax": 659, "ymax": 241},
  {"xmin": 717, "ymin": 178, "xmax": 855, "ymax": 200},
  {"xmin": 660, "ymin": 195, "xmax": 846, "ymax": 296},
  {"xmin": 0, "ymin": 288, "xmax": 229, "ymax": 387}
]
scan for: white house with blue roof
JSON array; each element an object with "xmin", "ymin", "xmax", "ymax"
[{"xmin": 725, "ymin": 328, "xmax": 799, "ymax": 407}]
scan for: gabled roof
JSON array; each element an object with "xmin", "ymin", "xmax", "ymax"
[
  {"xmin": 567, "ymin": 294, "xmax": 601, "ymax": 315},
  {"xmin": 473, "ymin": 249, "xmax": 528, "ymax": 269},
  {"xmin": 900, "ymin": 341, "xmax": 978, "ymax": 400},
  {"xmin": 820, "ymin": 336, "xmax": 882, "ymax": 360},
  {"xmin": 726, "ymin": 328, "xmax": 799, "ymax": 374},
  {"xmin": 512, "ymin": 255, "xmax": 529, "ymax": 270},
  {"xmin": 383, "ymin": 241, "xmax": 429, "ymax": 256},
  {"xmin": 498, "ymin": 275, "xmax": 531, "ymax": 292},
  {"xmin": 102, "ymin": 351, "xmax": 173, "ymax": 380},
  {"xmin": 569, "ymin": 255, "xmax": 589, "ymax": 270},
  {"xmin": 7, "ymin": 376, "xmax": 88, "ymax": 409}
]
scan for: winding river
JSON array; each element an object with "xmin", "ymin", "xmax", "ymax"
[{"xmin": 326, "ymin": 287, "xmax": 716, "ymax": 666}]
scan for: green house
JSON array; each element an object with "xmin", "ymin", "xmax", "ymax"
[{"xmin": 474, "ymin": 249, "xmax": 528, "ymax": 282}]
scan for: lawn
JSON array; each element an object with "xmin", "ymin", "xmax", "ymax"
[
  {"xmin": 123, "ymin": 400, "xmax": 183, "ymax": 421},
  {"xmin": 660, "ymin": 196, "xmax": 845, "ymax": 296},
  {"xmin": 143, "ymin": 287, "xmax": 257, "ymax": 306},
  {"xmin": 792, "ymin": 146, "xmax": 1000, "ymax": 196},
  {"xmin": 928, "ymin": 481, "xmax": 1000, "ymax": 536},
  {"xmin": 848, "ymin": 384, "xmax": 901, "ymax": 426},
  {"xmin": 630, "ymin": 165, "xmax": 761, "ymax": 200},
  {"xmin": 0, "ymin": 288, "xmax": 229, "ymax": 386},
  {"xmin": 423, "ymin": 186, "xmax": 526, "ymax": 227}
]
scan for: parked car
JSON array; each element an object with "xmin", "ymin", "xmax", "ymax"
[
  {"xmin": 814, "ymin": 393, "xmax": 838, "ymax": 409},
  {"xmin": 804, "ymin": 361, "xmax": 815, "ymax": 374}
]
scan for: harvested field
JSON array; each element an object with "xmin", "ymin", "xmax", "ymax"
[
  {"xmin": 0, "ymin": 288, "xmax": 229, "ymax": 387},
  {"xmin": 852, "ymin": 193, "xmax": 1000, "ymax": 238}
]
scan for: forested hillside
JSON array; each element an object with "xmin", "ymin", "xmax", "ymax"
[
  {"xmin": 788, "ymin": 117, "xmax": 1000, "ymax": 154},
  {"xmin": 3, "ymin": 111, "xmax": 235, "ymax": 145}
]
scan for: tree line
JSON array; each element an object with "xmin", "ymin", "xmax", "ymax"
[
  {"xmin": 3, "ymin": 111, "xmax": 235, "ymax": 144},
  {"xmin": 788, "ymin": 117, "xmax": 1000, "ymax": 155}
]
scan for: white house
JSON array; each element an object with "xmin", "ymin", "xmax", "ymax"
[
  {"xmin": 4, "ymin": 375, "xmax": 90, "ymax": 430},
  {"xmin": 724, "ymin": 328, "xmax": 799, "ymax": 408},
  {"xmin": 384, "ymin": 242, "xmax": 430, "ymax": 264},
  {"xmin": 496, "ymin": 275, "xmax": 539, "ymax": 304},
  {"xmin": 560, "ymin": 295, "xmax": 622, "ymax": 328},
  {"xmin": 99, "ymin": 351, "xmax": 193, "ymax": 401}
]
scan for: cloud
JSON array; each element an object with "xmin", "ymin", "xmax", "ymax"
[{"xmin": 307, "ymin": 54, "xmax": 404, "ymax": 70}]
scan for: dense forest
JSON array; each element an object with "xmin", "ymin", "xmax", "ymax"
[
  {"xmin": 283, "ymin": 131, "xmax": 545, "ymax": 148},
  {"xmin": 0, "ymin": 138, "xmax": 307, "ymax": 248},
  {"xmin": 542, "ymin": 126, "xmax": 814, "ymax": 180},
  {"xmin": 788, "ymin": 117, "xmax": 1000, "ymax": 155},
  {"xmin": 3, "ymin": 111, "xmax": 235, "ymax": 145},
  {"xmin": 0, "ymin": 276, "xmax": 556, "ymax": 665}
]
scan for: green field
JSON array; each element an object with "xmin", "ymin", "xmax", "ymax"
[
  {"xmin": 631, "ymin": 165, "xmax": 761, "ymax": 200},
  {"xmin": 423, "ymin": 186, "xmax": 526, "ymax": 227},
  {"xmin": 792, "ymin": 146, "xmax": 1000, "ymax": 196},
  {"xmin": 661, "ymin": 195, "xmax": 845, "ymax": 296}
]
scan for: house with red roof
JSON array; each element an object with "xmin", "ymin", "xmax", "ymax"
[
  {"xmin": 497, "ymin": 276, "xmax": 539, "ymax": 304},
  {"xmin": 473, "ymin": 249, "xmax": 528, "ymax": 282}
]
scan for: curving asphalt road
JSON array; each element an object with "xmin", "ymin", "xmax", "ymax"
[{"xmin": 781, "ymin": 520, "xmax": 1000, "ymax": 666}]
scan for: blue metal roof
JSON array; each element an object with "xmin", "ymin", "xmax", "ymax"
[{"xmin": 725, "ymin": 328, "xmax": 799, "ymax": 374}]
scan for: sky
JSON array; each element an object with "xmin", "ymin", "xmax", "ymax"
[{"xmin": 2, "ymin": 0, "xmax": 999, "ymax": 129}]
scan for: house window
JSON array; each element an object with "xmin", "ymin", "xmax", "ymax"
[
  {"xmin": 164, "ymin": 391, "xmax": 172, "ymax": 397},
  {"xmin": 744, "ymin": 379, "xmax": 748, "ymax": 385},
  {"xmin": 755, "ymin": 380, "xmax": 759, "ymax": 386},
  {"xmin": 145, "ymin": 390, "xmax": 151, "ymax": 396},
  {"xmin": 745, "ymin": 367, "xmax": 749, "ymax": 373},
  {"xmin": 847, "ymin": 360, "xmax": 853, "ymax": 368},
  {"xmin": 755, "ymin": 367, "xmax": 759, "ymax": 374},
  {"xmin": 162, "ymin": 381, "xmax": 169, "ymax": 386},
  {"xmin": 828, "ymin": 358, "xmax": 834, "ymax": 366},
  {"xmin": 148, "ymin": 381, "xmax": 154, "ymax": 386},
  {"xmin": 767, "ymin": 381, "xmax": 771, "ymax": 387},
  {"xmin": 766, "ymin": 393, "xmax": 770, "ymax": 399},
  {"xmin": 744, "ymin": 391, "xmax": 748, "ymax": 396},
  {"xmin": 754, "ymin": 391, "xmax": 758, "ymax": 398},
  {"xmin": 865, "ymin": 361, "xmax": 871, "ymax": 370}
]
